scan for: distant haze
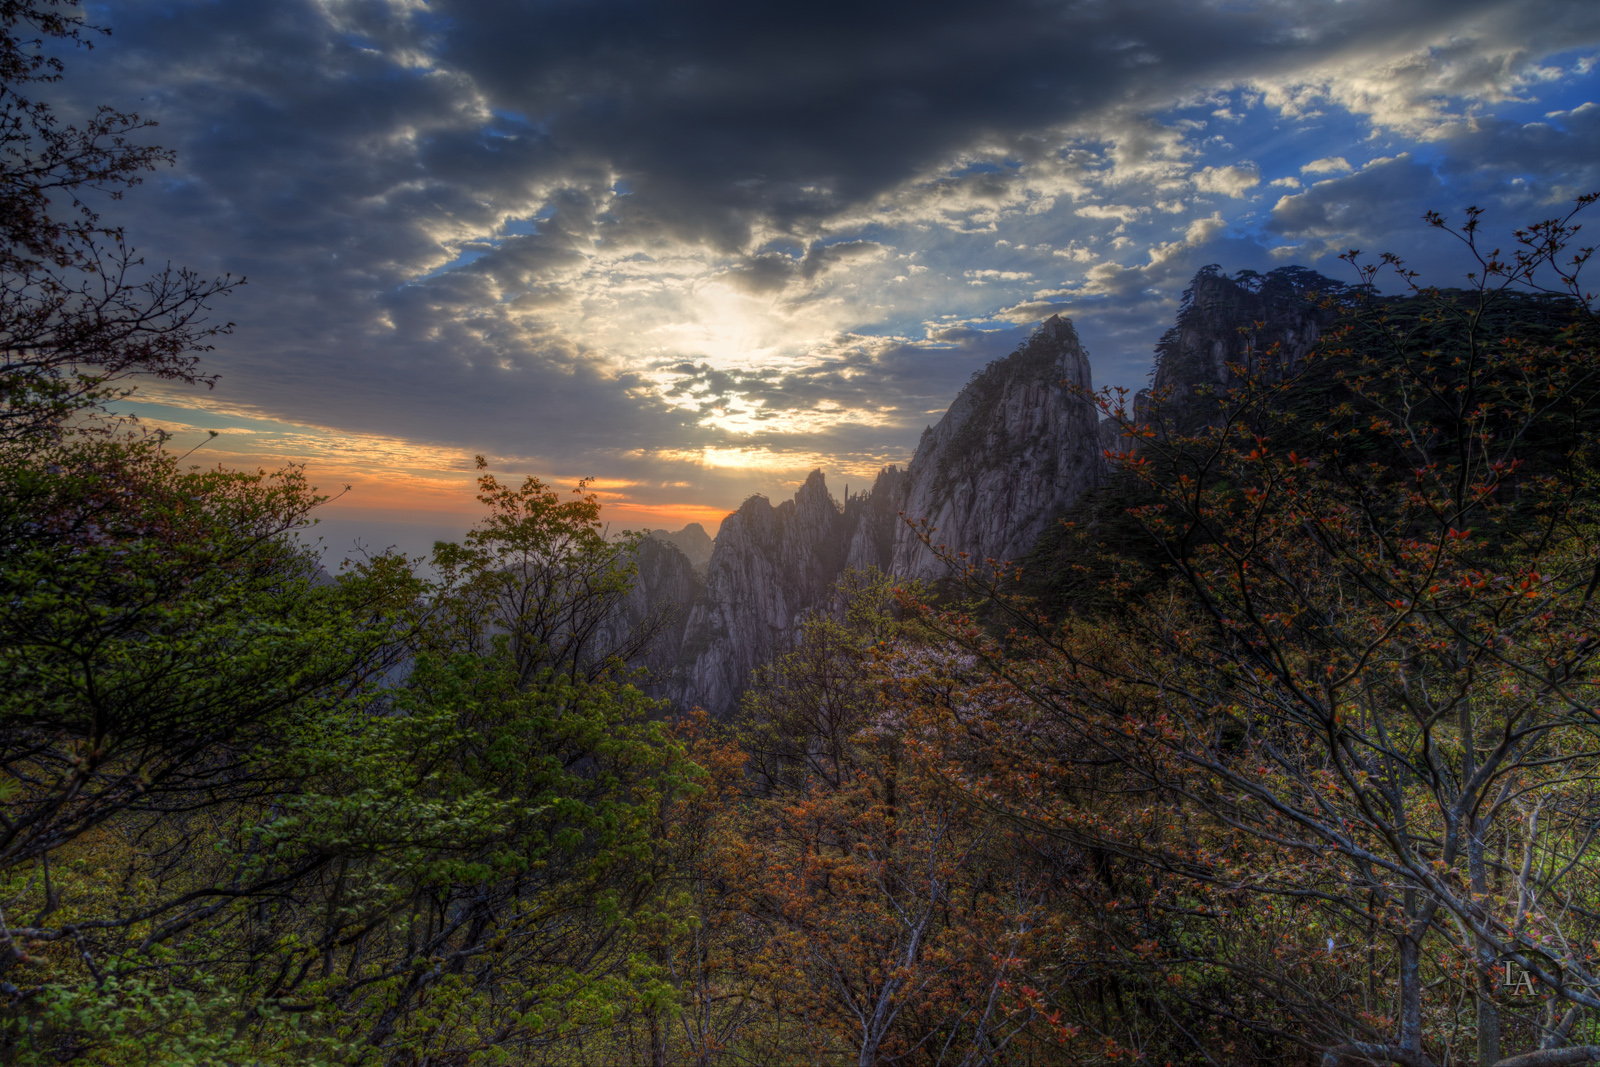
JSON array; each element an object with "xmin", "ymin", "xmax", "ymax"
[{"xmin": 647, "ymin": 525, "xmax": 716, "ymax": 570}]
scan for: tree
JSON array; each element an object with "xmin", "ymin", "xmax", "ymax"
[
  {"xmin": 901, "ymin": 199, "xmax": 1600, "ymax": 1065},
  {"xmin": 0, "ymin": 6, "xmax": 702, "ymax": 1061},
  {"xmin": 0, "ymin": 435, "xmax": 415, "ymax": 875},
  {"xmin": 0, "ymin": 447, "xmax": 698, "ymax": 1064},
  {"xmin": 428, "ymin": 457, "xmax": 673, "ymax": 685},
  {"xmin": 0, "ymin": 435, "xmax": 420, "ymax": 1061},
  {"xmin": 701, "ymin": 572, "xmax": 1064, "ymax": 1066},
  {"xmin": 1, "ymin": 0, "xmax": 238, "ymax": 442},
  {"xmin": 607, "ymin": 712, "xmax": 756, "ymax": 1067}
]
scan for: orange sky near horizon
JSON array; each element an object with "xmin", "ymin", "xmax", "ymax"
[{"xmin": 120, "ymin": 394, "xmax": 738, "ymax": 537}]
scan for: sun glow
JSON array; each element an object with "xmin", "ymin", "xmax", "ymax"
[{"xmin": 651, "ymin": 286, "xmax": 787, "ymax": 366}]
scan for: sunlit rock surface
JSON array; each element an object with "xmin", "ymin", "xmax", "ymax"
[
  {"xmin": 674, "ymin": 470, "xmax": 852, "ymax": 716},
  {"xmin": 887, "ymin": 314, "xmax": 1104, "ymax": 582}
]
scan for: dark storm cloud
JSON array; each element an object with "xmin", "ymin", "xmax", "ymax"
[
  {"xmin": 428, "ymin": 0, "xmax": 1538, "ymax": 246},
  {"xmin": 1435, "ymin": 105, "xmax": 1600, "ymax": 192},
  {"xmin": 1263, "ymin": 106, "xmax": 1600, "ymax": 262},
  {"xmin": 724, "ymin": 241, "xmax": 889, "ymax": 295},
  {"xmin": 60, "ymin": 1, "xmax": 696, "ymax": 456}
]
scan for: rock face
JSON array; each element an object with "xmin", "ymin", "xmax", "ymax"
[
  {"xmin": 888, "ymin": 315, "xmax": 1104, "ymax": 581},
  {"xmin": 843, "ymin": 465, "xmax": 907, "ymax": 574},
  {"xmin": 1139, "ymin": 265, "xmax": 1348, "ymax": 434},
  {"xmin": 591, "ymin": 534, "xmax": 703, "ymax": 695},
  {"xmin": 646, "ymin": 270, "xmax": 1350, "ymax": 715},
  {"xmin": 675, "ymin": 471, "xmax": 853, "ymax": 716},
  {"xmin": 628, "ymin": 536, "xmax": 703, "ymax": 684}
]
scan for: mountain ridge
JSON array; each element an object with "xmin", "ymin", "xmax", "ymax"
[
  {"xmin": 664, "ymin": 311, "xmax": 1106, "ymax": 713},
  {"xmin": 632, "ymin": 265, "xmax": 1352, "ymax": 715}
]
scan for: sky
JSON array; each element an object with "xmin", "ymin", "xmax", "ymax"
[{"xmin": 53, "ymin": 0, "xmax": 1600, "ymax": 560}]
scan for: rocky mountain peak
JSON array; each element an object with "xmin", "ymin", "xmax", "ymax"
[
  {"xmin": 646, "ymin": 522, "xmax": 714, "ymax": 569},
  {"xmin": 1139, "ymin": 264, "xmax": 1350, "ymax": 434},
  {"xmin": 672, "ymin": 470, "xmax": 852, "ymax": 715},
  {"xmin": 1036, "ymin": 313, "xmax": 1076, "ymax": 346},
  {"xmin": 664, "ymin": 316, "xmax": 1111, "ymax": 712},
  {"xmin": 888, "ymin": 314, "xmax": 1104, "ymax": 581},
  {"xmin": 843, "ymin": 465, "xmax": 907, "ymax": 574},
  {"xmin": 655, "ymin": 271, "xmax": 1349, "ymax": 714},
  {"xmin": 791, "ymin": 468, "xmax": 841, "ymax": 521}
]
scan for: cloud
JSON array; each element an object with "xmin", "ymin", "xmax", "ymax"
[
  {"xmin": 1194, "ymin": 163, "xmax": 1261, "ymax": 196},
  {"xmin": 1302, "ymin": 156, "xmax": 1355, "ymax": 175},
  {"xmin": 1145, "ymin": 212, "xmax": 1228, "ymax": 268},
  {"xmin": 964, "ymin": 269, "xmax": 1034, "ymax": 282},
  {"xmin": 724, "ymin": 240, "xmax": 891, "ymax": 294},
  {"xmin": 1076, "ymin": 204, "xmax": 1144, "ymax": 223},
  {"xmin": 1268, "ymin": 154, "xmax": 1445, "ymax": 245},
  {"xmin": 1429, "ymin": 103, "xmax": 1600, "ymax": 195},
  {"xmin": 1080, "ymin": 261, "xmax": 1150, "ymax": 299},
  {"xmin": 1251, "ymin": 4, "xmax": 1600, "ymax": 139}
]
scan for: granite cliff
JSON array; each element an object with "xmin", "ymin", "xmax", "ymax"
[
  {"xmin": 646, "ymin": 523, "xmax": 714, "ymax": 571},
  {"xmin": 889, "ymin": 315, "xmax": 1103, "ymax": 581},
  {"xmin": 674, "ymin": 470, "xmax": 854, "ymax": 715},
  {"xmin": 589, "ymin": 533, "xmax": 703, "ymax": 693}
]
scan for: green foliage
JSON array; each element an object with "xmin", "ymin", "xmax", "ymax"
[
  {"xmin": 12, "ymin": 14, "xmax": 1600, "ymax": 1063},
  {"xmin": 0, "ymin": 429, "xmax": 417, "ymax": 874},
  {"xmin": 736, "ymin": 567, "xmax": 924, "ymax": 793},
  {"xmin": 0, "ymin": 435, "xmax": 698, "ymax": 1061},
  {"xmin": 6, "ymin": 975, "xmax": 344, "ymax": 1066},
  {"xmin": 0, "ymin": 5, "xmax": 700, "ymax": 1061},
  {"xmin": 427, "ymin": 456, "xmax": 663, "ymax": 685}
]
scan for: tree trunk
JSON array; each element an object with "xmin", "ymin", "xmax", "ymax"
[
  {"xmin": 648, "ymin": 1007, "xmax": 667, "ymax": 1067},
  {"xmin": 1471, "ymin": 820, "xmax": 1502, "ymax": 1066},
  {"xmin": 1398, "ymin": 890, "xmax": 1427, "ymax": 1061}
]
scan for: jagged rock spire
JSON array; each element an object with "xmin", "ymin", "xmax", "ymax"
[{"xmin": 888, "ymin": 313, "xmax": 1104, "ymax": 581}]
